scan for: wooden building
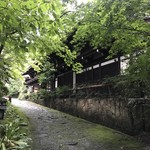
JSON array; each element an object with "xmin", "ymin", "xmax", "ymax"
[
  {"xmin": 23, "ymin": 67, "xmax": 40, "ymax": 93},
  {"xmin": 55, "ymin": 50, "xmax": 127, "ymax": 89},
  {"xmin": 22, "ymin": 52, "xmax": 126, "ymax": 92}
]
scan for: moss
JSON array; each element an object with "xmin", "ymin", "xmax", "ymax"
[
  {"xmin": 45, "ymin": 108, "xmax": 144, "ymax": 150},
  {"xmin": 85, "ymin": 124, "xmax": 144, "ymax": 150}
]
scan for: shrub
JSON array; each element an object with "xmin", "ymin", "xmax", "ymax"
[
  {"xmin": 55, "ymin": 86, "xmax": 70, "ymax": 98},
  {"xmin": 0, "ymin": 104, "xmax": 31, "ymax": 150},
  {"xmin": 27, "ymin": 86, "xmax": 70, "ymax": 105}
]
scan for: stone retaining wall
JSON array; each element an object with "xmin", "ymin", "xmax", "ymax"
[
  {"xmin": 43, "ymin": 96, "xmax": 150, "ymax": 134},
  {"xmin": 40, "ymin": 86, "xmax": 150, "ymax": 134}
]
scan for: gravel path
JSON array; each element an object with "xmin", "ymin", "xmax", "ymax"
[{"xmin": 12, "ymin": 98, "xmax": 144, "ymax": 150}]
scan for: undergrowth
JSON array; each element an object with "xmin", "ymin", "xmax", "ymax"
[{"xmin": 0, "ymin": 102, "xmax": 31, "ymax": 150}]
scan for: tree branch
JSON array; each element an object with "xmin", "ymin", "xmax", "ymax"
[
  {"xmin": 9, "ymin": 30, "xmax": 18, "ymax": 35},
  {"xmin": 0, "ymin": 44, "xmax": 4, "ymax": 55},
  {"xmin": 60, "ymin": 11, "xmax": 74, "ymax": 18},
  {"xmin": 0, "ymin": 30, "xmax": 18, "ymax": 55},
  {"xmin": 120, "ymin": 27, "xmax": 150, "ymax": 36}
]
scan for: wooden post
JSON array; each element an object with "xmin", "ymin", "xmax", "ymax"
[
  {"xmin": 118, "ymin": 56, "xmax": 121, "ymax": 74},
  {"xmin": 55, "ymin": 78, "xmax": 58, "ymax": 88},
  {"xmin": 73, "ymin": 71, "xmax": 76, "ymax": 93},
  {"xmin": 99, "ymin": 63, "xmax": 101, "ymax": 80}
]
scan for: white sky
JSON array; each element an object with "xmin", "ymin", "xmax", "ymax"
[
  {"xmin": 77, "ymin": 0, "xmax": 88, "ymax": 5},
  {"xmin": 67, "ymin": 0, "xmax": 93, "ymax": 11},
  {"xmin": 77, "ymin": 0, "xmax": 93, "ymax": 5}
]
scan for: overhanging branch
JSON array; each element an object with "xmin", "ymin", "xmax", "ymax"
[{"xmin": 60, "ymin": 11, "xmax": 75, "ymax": 18}]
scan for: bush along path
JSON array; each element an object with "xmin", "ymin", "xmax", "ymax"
[
  {"xmin": 0, "ymin": 102, "xmax": 31, "ymax": 150},
  {"xmin": 12, "ymin": 98, "xmax": 147, "ymax": 150}
]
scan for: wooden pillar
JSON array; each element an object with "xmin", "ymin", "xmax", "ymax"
[
  {"xmin": 99, "ymin": 63, "xmax": 102, "ymax": 81},
  {"xmin": 55, "ymin": 77, "xmax": 58, "ymax": 88},
  {"xmin": 73, "ymin": 71, "xmax": 76, "ymax": 93},
  {"xmin": 118, "ymin": 56, "xmax": 121, "ymax": 74},
  {"xmin": 73, "ymin": 71, "xmax": 76, "ymax": 89}
]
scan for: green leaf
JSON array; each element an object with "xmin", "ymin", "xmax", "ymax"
[{"xmin": 1, "ymin": 143, "xmax": 6, "ymax": 150}]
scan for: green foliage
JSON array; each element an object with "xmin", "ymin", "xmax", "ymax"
[
  {"xmin": 72, "ymin": 62, "xmax": 83, "ymax": 73},
  {"xmin": 0, "ymin": 104, "xmax": 31, "ymax": 150},
  {"xmin": 27, "ymin": 86, "xmax": 70, "ymax": 105},
  {"xmin": 71, "ymin": 0, "xmax": 150, "ymax": 79},
  {"xmin": 38, "ymin": 61, "xmax": 55, "ymax": 88},
  {"xmin": 0, "ymin": 0, "xmax": 150, "ymax": 94},
  {"xmin": 103, "ymin": 75, "xmax": 150, "ymax": 98},
  {"xmin": 27, "ymin": 89, "xmax": 50, "ymax": 104},
  {"xmin": 0, "ymin": 81, "xmax": 8, "ymax": 97},
  {"xmin": 27, "ymin": 93, "xmax": 39, "ymax": 103},
  {"xmin": 18, "ymin": 89, "xmax": 28, "ymax": 100},
  {"xmin": 54, "ymin": 86, "xmax": 70, "ymax": 97},
  {"xmin": 0, "ymin": 0, "xmax": 84, "ymax": 85},
  {"xmin": 128, "ymin": 49, "xmax": 150, "ymax": 80},
  {"xmin": 6, "ymin": 79, "xmax": 25, "ymax": 98},
  {"xmin": 76, "ymin": 89, "xmax": 86, "ymax": 98},
  {"xmin": 72, "ymin": 0, "xmax": 150, "ymax": 52}
]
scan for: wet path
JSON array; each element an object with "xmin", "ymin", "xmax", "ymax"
[{"xmin": 12, "ymin": 99, "xmax": 144, "ymax": 150}]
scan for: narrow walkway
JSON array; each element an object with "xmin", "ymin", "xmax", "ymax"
[{"xmin": 12, "ymin": 99, "xmax": 144, "ymax": 150}]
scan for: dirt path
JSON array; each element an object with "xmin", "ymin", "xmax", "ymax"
[{"xmin": 12, "ymin": 98, "xmax": 145, "ymax": 150}]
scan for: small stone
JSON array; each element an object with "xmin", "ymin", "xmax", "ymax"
[
  {"xmin": 61, "ymin": 122, "xmax": 67, "ymax": 124},
  {"xmin": 66, "ymin": 142, "xmax": 78, "ymax": 146}
]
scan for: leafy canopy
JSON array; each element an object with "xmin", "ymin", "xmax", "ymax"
[
  {"xmin": 71, "ymin": 0, "xmax": 150, "ymax": 80},
  {"xmin": 0, "ymin": 0, "xmax": 150, "ymax": 93},
  {"xmin": 0, "ymin": 0, "xmax": 63, "ymax": 93}
]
